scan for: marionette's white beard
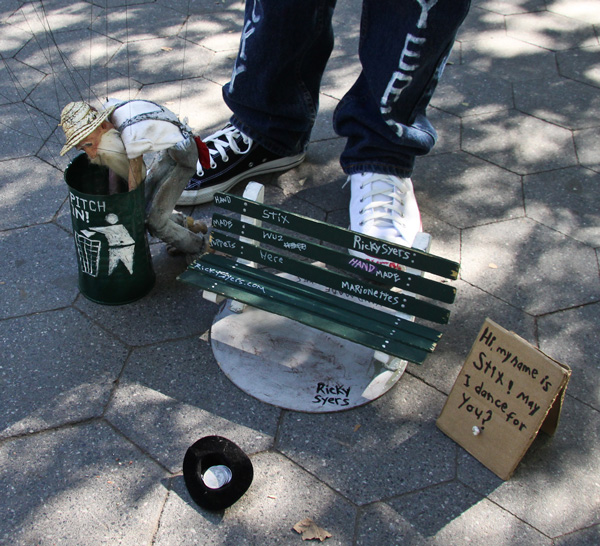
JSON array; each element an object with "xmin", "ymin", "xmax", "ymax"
[{"xmin": 90, "ymin": 128, "xmax": 137, "ymax": 182}]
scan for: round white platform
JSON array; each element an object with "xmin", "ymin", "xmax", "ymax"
[{"xmin": 210, "ymin": 301, "xmax": 405, "ymax": 413}]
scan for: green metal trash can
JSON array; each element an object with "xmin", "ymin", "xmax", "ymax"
[{"xmin": 64, "ymin": 154, "xmax": 155, "ymax": 305}]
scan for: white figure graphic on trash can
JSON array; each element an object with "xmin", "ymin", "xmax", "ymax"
[{"xmin": 86, "ymin": 213, "xmax": 136, "ymax": 275}]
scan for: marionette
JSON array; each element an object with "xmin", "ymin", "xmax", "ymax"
[{"xmin": 59, "ymin": 100, "xmax": 210, "ymax": 257}]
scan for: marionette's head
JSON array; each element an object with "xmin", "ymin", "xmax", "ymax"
[
  {"xmin": 59, "ymin": 101, "xmax": 116, "ymax": 158},
  {"xmin": 59, "ymin": 101, "xmax": 131, "ymax": 180}
]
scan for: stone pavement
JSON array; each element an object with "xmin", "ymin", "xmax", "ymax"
[{"xmin": 1, "ymin": 0, "xmax": 599, "ymax": 544}]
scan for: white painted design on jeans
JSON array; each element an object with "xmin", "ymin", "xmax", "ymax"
[
  {"xmin": 380, "ymin": 0, "xmax": 439, "ymax": 137},
  {"xmin": 380, "ymin": 34, "xmax": 426, "ymax": 136},
  {"xmin": 229, "ymin": 0, "xmax": 262, "ymax": 93},
  {"xmin": 416, "ymin": 0, "xmax": 439, "ymax": 29}
]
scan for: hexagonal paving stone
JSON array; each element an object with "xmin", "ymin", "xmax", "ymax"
[
  {"xmin": 538, "ymin": 302, "xmax": 600, "ymax": 410},
  {"xmin": 105, "ymin": 336, "xmax": 280, "ymax": 473},
  {"xmin": 410, "ymin": 280, "xmax": 537, "ymax": 395},
  {"xmin": 557, "ymin": 45, "xmax": 600, "ymax": 89},
  {"xmin": 356, "ymin": 482, "xmax": 551, "ymax": 545},
  {"xmin": 461, "ymin": 34, "xmax": 559, "ymax": 83},
  {"xmin": 160, "ymin": 0, "xmax": 246, "ymax": 17},
  {"xmin": 0, "ymin": 102, "xmax": 58, "ymax": 160},
  {"xmin": 574, "ymin": 127, "xmax": 600, "ymax": 173},
  {"xmin": 102, "ymin": 4, "xmax": 187, "ymax": 42},
  {"xmin": 182, "ymin": 12, "xmax": 244, "ymax": 52},
  {"xmin": 0, "ymin": 1, "xmax": 23, "ymax": 24},
  {"xmin": 0, "ymin": 59, "xmax": 45, "ymax": 107},
  {"xmin": 428, "ymin": 107, "xmax": 461, "ymax": 155},
  {"xmin": 94, "ymin": 0, "xmax": 153, "ymax": 9},
  {"xmin": 277, "ymin": 374, "xmax": 457, "ymax": 505},
  {"xmin": 273, "ymin": 146, "xmax": 346, "ymax": 213},
  {"xmin": 136, "ymin": 77, "xmax": 228, "ymax": 134},
  {"xmin": 555, "ymin": 524, "xmax": 600, "ymax": 546},
  {"xmin": 462, "ymin": 110, "xmax": 577, "ymax": 175},
  {"xmin": 0, "ymin": 308, "xmax": 128, "ymax": 438},
  {"xmin": 506, "ymin": 11, "xmax": 598, "ymax": 51},
  {"xmin": 154, "ymin": 452, "xmax": 357, "ymax": 545},
  {"xmin": 6, "ymin": 0, "xmax": 104, "ymax": 34},
  {"xmin": 523, "ymin": 166, "xmax": 600, "ymax": 246},
  {"xmin": 456, "ymin": 6, "xmax": 506, "ymax": 42},
  {"xmin": 473, "ymin": 0, "xmax": 548, "ymax": 16},
  {"xmin": 514, "ymin": 78, "xmax": 600, "ymax": 130},
  {"xmin": 37, "ymin": 125, "xmax": 80, "ymax": 173},
  {"xmin": 458, "ymin": 396, "xmax": 600, "ymax": 537},
  {"xmin": 74, "ymin": 248, "xmax": 219, "ymax": 345},
  {"xmin": 413, "ymin": 151, "xmax": 524, "ymax": 229},
  {"xmin": 461, "ymin": 217, "xmax": 600, "ymax": 315},
  {"xmin": 15, "ymin": 28, "xmax": 122, "ymax": 73},
  {"xmin": 0, "ymin": 157, "xmax": 67, "ymax": 230},
  {"xmin": 321, "ymin": 53, "xmax": 362, "ymax": 101},
  {"xmin": 25, "ymin": 67, "xmax": 141, "ymax": 124},
  {"xmin": 0, "ymin": 421, "xmax": 167, "ymax": 545},
  {"xmin": 0, "ymin": 223, "xmax": 78, "ymax": 318},
  {"xmin": 109, "ymin": 36, "xmax": 214, "ymax": 85},
  {"xmin": 432, "ymin": 64, "xmax": 514, "ymax": 118},
  {"xmin": 549, "ymin": 0, "xmax": 600, "ymax": 25}
]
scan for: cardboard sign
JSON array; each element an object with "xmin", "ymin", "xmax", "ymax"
[{"xmin": 437, "ymin": 318, "xmax": 571, "ymax": 480}]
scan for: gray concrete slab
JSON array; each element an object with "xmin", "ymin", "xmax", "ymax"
[
  {"xmin": 356, "ymin": 482, "xmax": 552, "ymax": 545},
  {"xmin": 155, "ymin": 452, "xmax": 357, "ymax": 545},
  {"xmin": 1, "ymin": 1, "xmax": 599, "ymax": 545},
  {"xmin": 538, "ymin": 302, "xmax": 600, "ymax": 410},
  {"xmin": 458, "ymin": 396, "xmax": 600, "ymax": 537},
  {"xmin": 105, "ymin": 336, "xmax": 281, "ymax": 473},
  {"xmin": 0, "ymin": 421, "xmax": 168, "ymax": 546},
  {"xmin": 277, "ymin": 374, "xmax": 457, "ymax": 505},
  {"xmin": 0, "ymin": 308, "xmax": 128, "ymax": 438},
  {"xmin": 413, "ymin": 151, "xmax": 524, "ymax": 229},
  {"xmin": 523, "ymin": 166, "xmax": 600, "ymax": 246},
  {"xmin": 0, "ymin": 157, "xmax": 66, "ymax": 230},
  {"xmin": 462, "ymin": 109, "xmax": 578, "ymax": 175},
  {"xmin": 461, "ymin": 217, "xmax": 600, "ymax": 314},
  {"xmin": 0, "ymin": 223, "xmax": 78, "ymax": 318}
]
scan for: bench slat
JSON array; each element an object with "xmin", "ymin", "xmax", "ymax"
[
  {"xmin": 212, "ymin": 213, "xmax": 456, "ymax": 303},
  {"xmin": 202, "ymin": 253, "xmax": 442, "ymax": 345},
  {"xmin": 214, "ymin": 192, "xmax": 460, "ymax": 280},
  {"xmin": 210, "ymin": 231, "xmax": 451, "ymax": 324},
  {"xmin": 180, "ymin": 258, "xmax": 432, "ymax": 364}
]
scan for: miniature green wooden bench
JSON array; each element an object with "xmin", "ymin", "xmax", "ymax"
[{"xmin": 179, "ymin": 183, "xmax": 460, "ymax": 374}]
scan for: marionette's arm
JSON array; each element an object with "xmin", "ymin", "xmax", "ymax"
[{"xmin": 128, "ymin": 155, "xmax": 145, "ymax": 191}]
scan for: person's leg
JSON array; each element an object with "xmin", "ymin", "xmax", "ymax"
[
  {"xmin": 337, "ymin": 0, "xmax": 471, "ymax": 248},
  {"xmin": 337, "ymin": 0, "xmax": 470, "ymax": 175},
  {"xmin": 179, "ymin": 0, "xmax": 337, "ymax": 206},
  {"xmin": 146, "ymin": 138, "xmax": 207, "ymax": 256},
  {"xmin": 225, "ymin": 0, "xmax": 337, "ymax": 156}
]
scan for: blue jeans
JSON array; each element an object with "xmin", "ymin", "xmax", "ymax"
[{"xmin": 224, "ymin": 0, "xmax": 471, "ymax": 178}]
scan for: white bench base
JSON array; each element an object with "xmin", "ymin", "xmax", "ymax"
[{"xmin": 210, "ymin": 301, "xmax": 407, "ymax": 412}]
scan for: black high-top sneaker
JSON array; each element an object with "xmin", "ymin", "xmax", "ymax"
[{"xmin": 177, "ymin": 124, "xmax": 305, "ymax": 206}]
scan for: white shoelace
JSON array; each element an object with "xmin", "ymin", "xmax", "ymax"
[
  {"xmin": 196, "ymin": 125, "xmax": 253, "ymax": 176},
  {"xmin": 353, "ymin": 174, "xmax": 413, "ymax": 231}
]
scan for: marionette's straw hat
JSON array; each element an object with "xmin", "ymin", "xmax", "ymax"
[{"xmin": 59, "ymin": 101, "xmax": 116, "ymax": 156}]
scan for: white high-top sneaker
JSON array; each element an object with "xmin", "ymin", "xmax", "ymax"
[{"xmin": 348, "ymin": 172, "xmax": 422, "ymax": 250}]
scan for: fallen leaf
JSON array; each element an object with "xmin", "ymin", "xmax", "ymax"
[
  {"xmin": 488, "ymin": 263, "xmax": 498, "ymax": 269},
  {"xmin": 353, "ymin": 424, "xmax": 361, "ymax": 432},
  {"xmin": 161, "ymin": 46, "xmax": 173, "ymax": 51},
  {"xmin": 293, "ymin": 518, "xmax": 332, "ymax": 542}
]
